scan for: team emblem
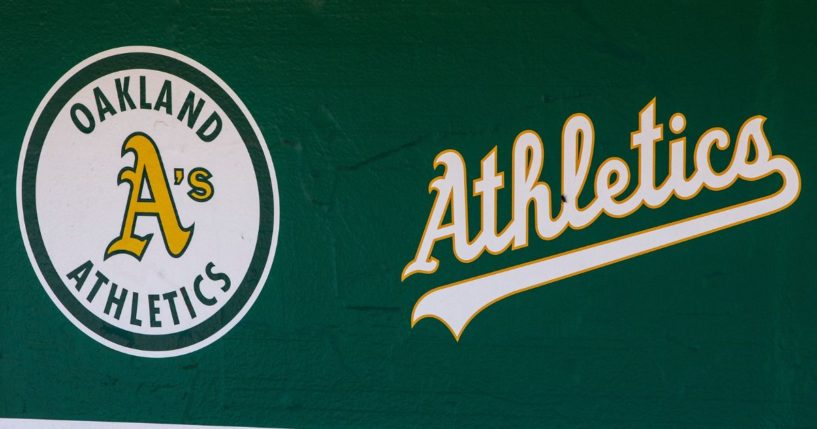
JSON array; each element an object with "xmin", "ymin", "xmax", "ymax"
[{"xmin": 17, "ymin": 47, "xmax": 279, "ymax": 357}]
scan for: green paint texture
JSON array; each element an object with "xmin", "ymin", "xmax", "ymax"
[{"xmin": 1, "ymin": 1, "xmax": 816, "ymax": 427}]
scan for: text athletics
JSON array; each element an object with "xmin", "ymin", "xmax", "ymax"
[{"xmin": 403, "ymin": 98, "xmax": 801, "ymax": 340}]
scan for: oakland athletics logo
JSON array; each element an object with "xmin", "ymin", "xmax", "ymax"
[{"xmin": 17, "ymin": 47, "xmax": 279, "ymax": 357}]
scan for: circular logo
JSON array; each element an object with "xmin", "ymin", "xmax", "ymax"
[{"xmin": 17, "ymin": 47, "xmax": 279, "ymax": 357}]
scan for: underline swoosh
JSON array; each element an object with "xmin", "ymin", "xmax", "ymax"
[{"xmin": 411, "ymin": 156, "xmax": 801, "ymax": 340}]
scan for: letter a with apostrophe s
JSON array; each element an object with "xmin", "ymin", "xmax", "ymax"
[{"xmin": 106, "ymin": 132, "xmax": 194, "ymax": 260}]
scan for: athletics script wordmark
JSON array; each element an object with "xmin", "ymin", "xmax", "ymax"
[{"xmin": 402, "ymin": 99, "xmax": 801, "ymax": 339}]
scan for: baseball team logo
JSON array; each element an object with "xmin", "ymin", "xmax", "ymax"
[{"xmin": 17, "ymin": 47, "xmax": 279, "ymax": 357}]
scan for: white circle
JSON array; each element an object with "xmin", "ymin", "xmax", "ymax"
[
  {"xmin": 17, "ymin": 47, "xmax": 280, "ymax": 358},
  {"xmin": 670, "ymin": 113, "xmax": 686, "ymax": 134}
]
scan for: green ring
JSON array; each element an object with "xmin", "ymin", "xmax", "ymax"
[{"xmin": 20, "ymin": 51, "xmax": 275, "ymax": 353}]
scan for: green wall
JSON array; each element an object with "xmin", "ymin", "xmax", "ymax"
[{"xmin": 1, "ymin": 1, "xmax": 815, "ymax": 427}]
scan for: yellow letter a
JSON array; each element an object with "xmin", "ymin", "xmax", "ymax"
[{"xmin": 105, "ymin": 132, "xmax": 194, "ymax": 260}]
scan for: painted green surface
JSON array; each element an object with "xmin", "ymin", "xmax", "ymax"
[{"xmin": 1, "ymin": 1, "xmax": 815, "ymax": 427}]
